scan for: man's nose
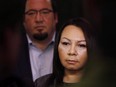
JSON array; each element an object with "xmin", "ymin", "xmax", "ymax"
[{"xmin": 35, "ymin": 12, "xmax": 44, "ymax": 23}]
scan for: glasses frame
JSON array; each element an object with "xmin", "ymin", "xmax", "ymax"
[{"xmin": 25, "ymin": 8, "xmax": 53, "ymax": 18}]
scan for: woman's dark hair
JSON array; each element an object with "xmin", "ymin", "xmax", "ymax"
[{"xmin": 52, "ymin": 17, "xmax": 95, "ymax": 84}]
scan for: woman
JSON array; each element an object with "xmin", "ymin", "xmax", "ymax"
[{"xmin": 35, "ymin": 17, "xmax": 96, "ymax": 87}]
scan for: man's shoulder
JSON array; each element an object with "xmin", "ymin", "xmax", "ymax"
[
  {"xmin": 35, "ymin": 74, "xmax": 53, "ymax": 87},
  {"xmin": 35, "ymin": 74, "xmax": 52, "ymax": 83}
]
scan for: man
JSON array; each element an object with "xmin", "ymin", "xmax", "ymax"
[{"xmin": 15, "ymin": 0, "xmax": 58, "ymax": 87}]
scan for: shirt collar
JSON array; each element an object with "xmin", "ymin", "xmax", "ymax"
[
  {"xmin": 51, "ymin": 32, "xmax": 55, "ymax": 43},
  {"xmin": 26, "ymin": 34, "xmax": 32, "ymax": 45}
]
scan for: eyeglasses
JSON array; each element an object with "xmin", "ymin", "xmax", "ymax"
[{"xmin": 25, "ymin": 9, "xmax": 53, "ymax": 18}]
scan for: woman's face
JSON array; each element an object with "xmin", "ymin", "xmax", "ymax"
[{"xmin": 58, "ymin": 25, "xmax": 87, "ymax": 71}]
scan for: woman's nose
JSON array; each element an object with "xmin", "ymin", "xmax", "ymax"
[{"xmin": 68, "ymin": 45, "xmax": 77, "ymax": 56}]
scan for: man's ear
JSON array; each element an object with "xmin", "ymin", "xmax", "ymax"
[{"xmin": 54, "ymin": 13, "xmax": 58, "ymax": 24}]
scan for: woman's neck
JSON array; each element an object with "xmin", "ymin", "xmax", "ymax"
[{"xmin": 63, "ymin": 69, "xmax": 83, "ymax": 83}]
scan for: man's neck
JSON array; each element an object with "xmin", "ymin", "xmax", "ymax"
[
  {"xmin": 32, "ymin": 40, "xmax": 51, "ymax": 50},
  {"xmin": 28, "ymin": 33, "xmax": 55, "ymax": 50}
]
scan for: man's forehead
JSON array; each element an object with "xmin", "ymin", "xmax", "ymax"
[
  {"xmin": 38, "ymin": 0, "xmax": 50, "ymax": 1},
  {"xmin": 26, "ymin": 0, "xmax": 52, "ymax": 6},
  {"xmin": 27, "ymin": 0, "xmax": 51, "ymax": 2},
  {"xmin": 25, "ymin": 0, "xmax": 52, "ymax": 11}
]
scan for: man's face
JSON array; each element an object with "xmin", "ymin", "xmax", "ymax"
[{"xmin": 24, "ymin": 0, "xmax": 57, "ymax": 41}]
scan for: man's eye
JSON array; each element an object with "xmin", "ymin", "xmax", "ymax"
[
  {"xmin": 40, "ymin": 9, "xmax": 52, "ymax": 14},
  {"xmin": 25, "ymin": 10, "xmax": 36, "ymax": 15},
  {"xmin": 41, "ymin": 11, "xmax": 50, "ymax": 14},
  {"xmin": 27, "ymin": 12, "xmax": 36, "ymax": 15}
]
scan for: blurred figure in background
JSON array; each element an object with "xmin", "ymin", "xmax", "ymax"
[{"xmin": 0, "ymin": 0, "xmax": 25, "ymax": 86}]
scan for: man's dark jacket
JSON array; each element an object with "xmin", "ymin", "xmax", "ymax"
[{"xmin": 13, "ymin": 27, "xmax": 34, "ymax": 87}]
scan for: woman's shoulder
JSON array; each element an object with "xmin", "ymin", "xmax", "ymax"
[{"xmin": 35, "ymin": 74, "xmax": 53, "ymax": 87}]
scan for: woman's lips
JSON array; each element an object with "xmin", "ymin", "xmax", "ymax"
[{"xmin": 66, "ymin": 60, "xmax": 78, "ymax": 64}]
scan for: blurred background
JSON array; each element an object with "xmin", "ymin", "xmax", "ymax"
[{"xmin": 0, "ymin": 0, "xmax": 116, "ymax": 86}]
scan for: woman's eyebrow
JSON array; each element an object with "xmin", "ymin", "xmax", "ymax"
[
  {"xmin": 61, "ymin": 37, "xmax": 86, "ymax": 42},
  {"xmin": 61, "ymin": 37, "xmax": 71, "ymax": 41}
]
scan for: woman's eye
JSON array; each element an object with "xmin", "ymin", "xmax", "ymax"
[
  {"xmin": 78, "ymin": 44, "xmax": 86, "ymax": 48},
  {"xmin": 61, "ymin": 42, "xmax": 69, "ymax": 45}
]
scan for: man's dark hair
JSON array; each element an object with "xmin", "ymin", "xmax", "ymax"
[{"xmin": 51, "ymin": 0, "xmax": 58, "ymax": 13}]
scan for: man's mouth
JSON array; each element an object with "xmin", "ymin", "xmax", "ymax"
[
  {"xmin": 35, "ymin": 26, "xmax": 45, "ymax": 29},
  {"xmin": 35, "ymin": 26, "xmax": 45, "ymax": 32}
]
